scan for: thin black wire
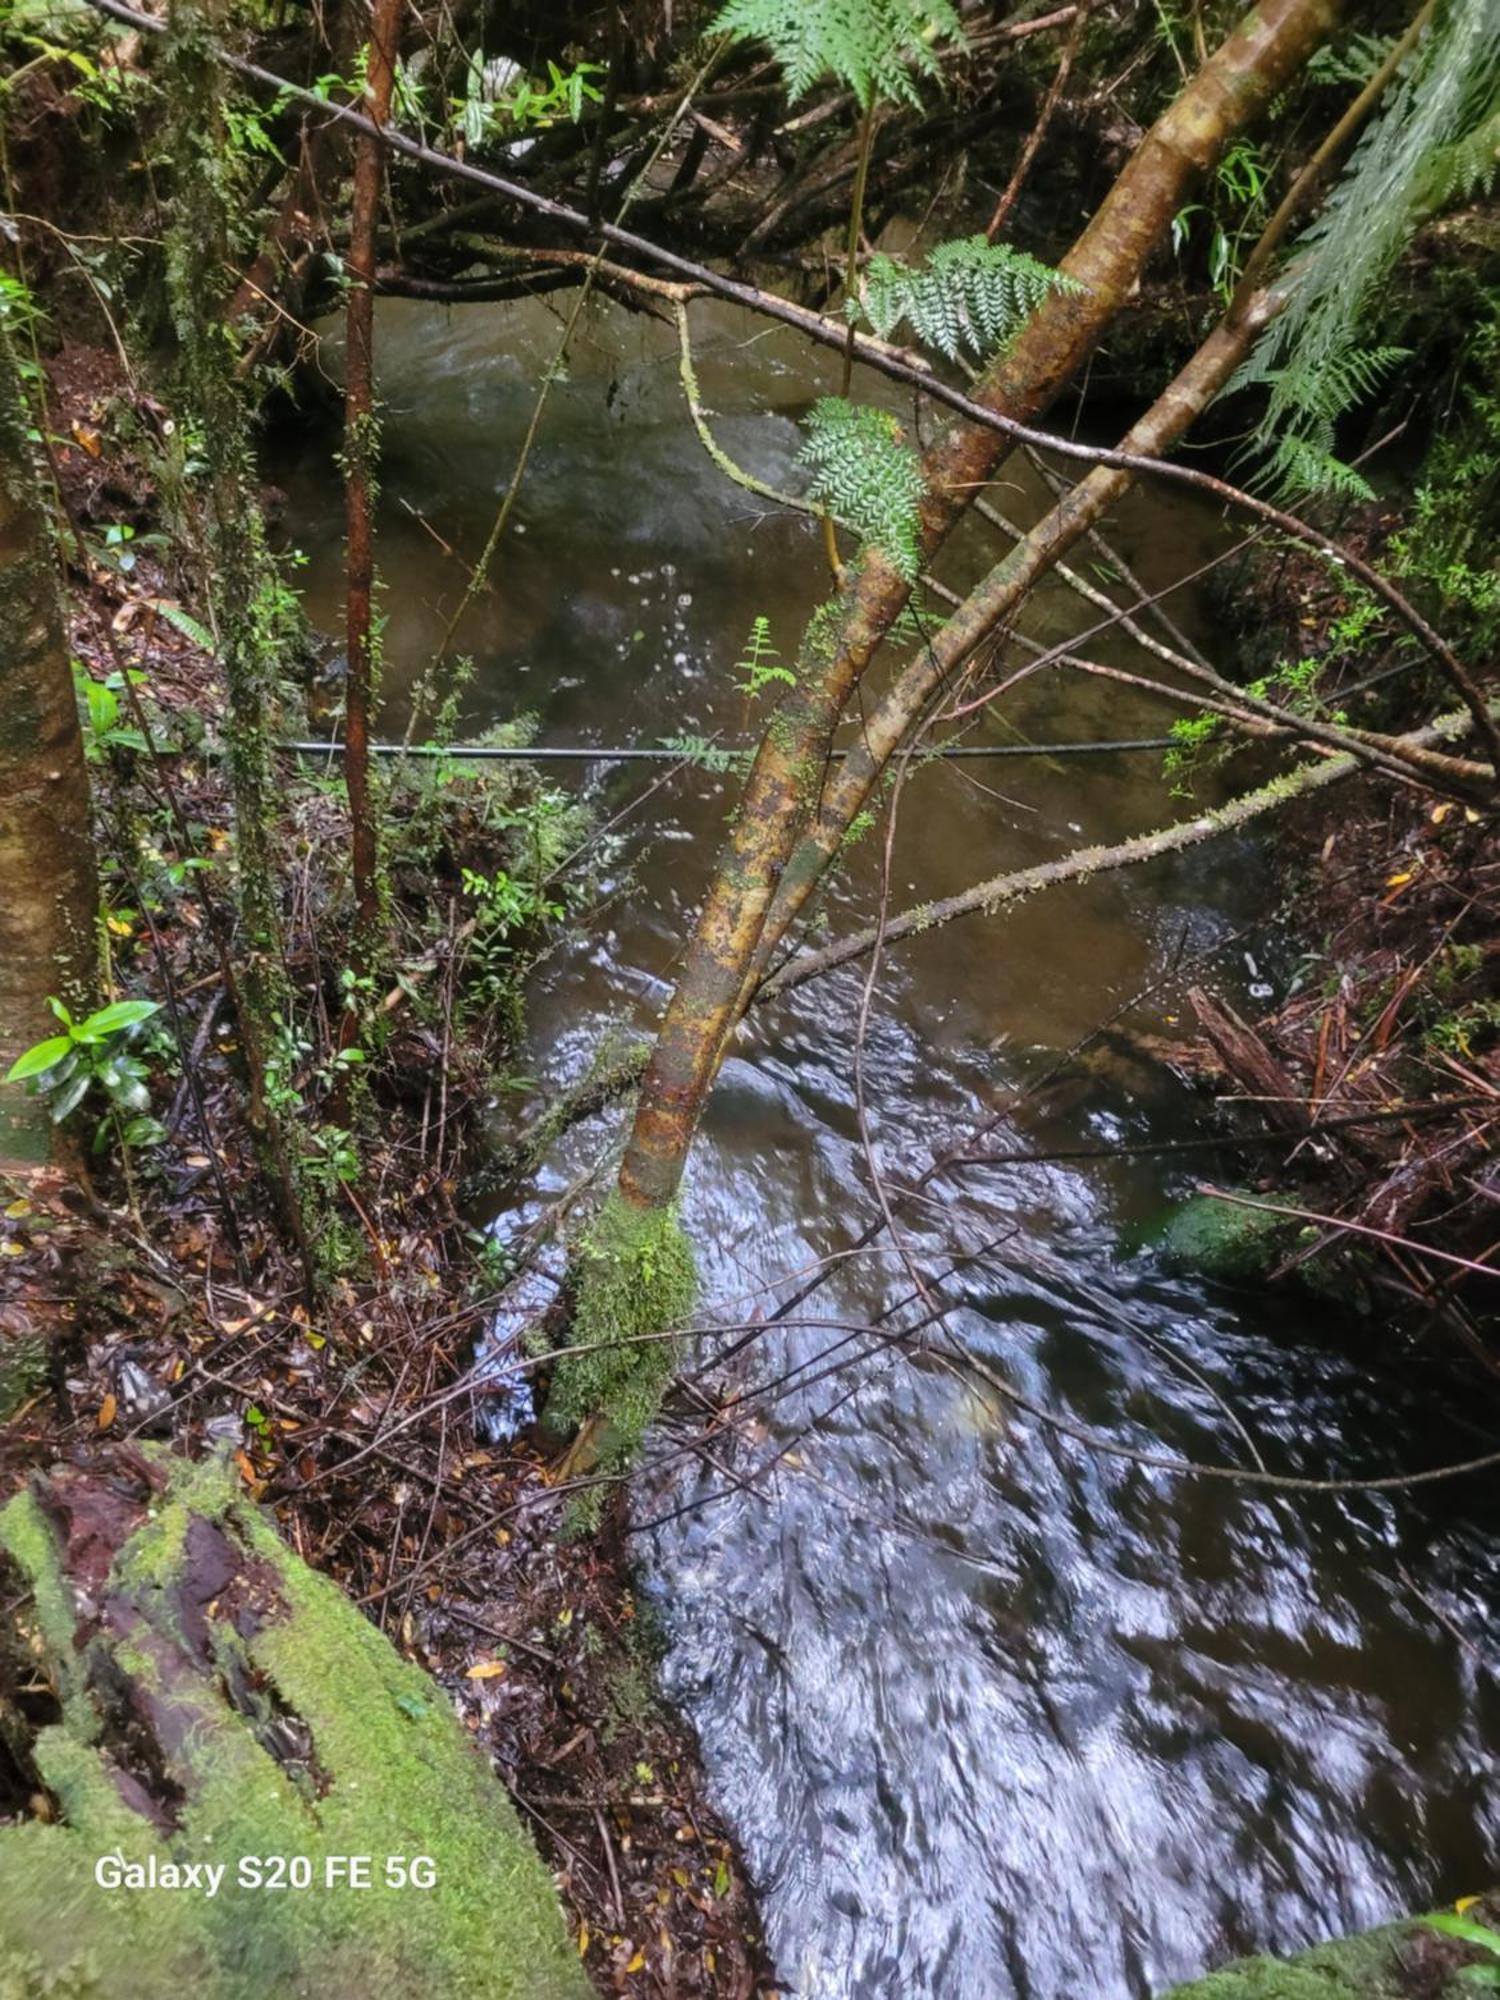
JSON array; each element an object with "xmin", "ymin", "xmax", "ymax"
[{"xmin": 273, "ymin": 735, "xmax": 1179, "ymax": 762}]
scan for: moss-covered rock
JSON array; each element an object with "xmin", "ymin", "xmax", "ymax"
[
  {"xmin": 1164, "ymin": 1907, "xmax": 1496, "ymax": 1998},
  {"xmin": 1149, "ymin": 1188, "xmax": 1296, "ymax": 1282},
  {"xmin": 0, "ymin": 1447, "xmax": 590, "ymax": 2000}
]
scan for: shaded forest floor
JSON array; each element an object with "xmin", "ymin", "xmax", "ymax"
[{"xmin": 0, "ymin": 341, "xmax": 776, "ymax": 1998}]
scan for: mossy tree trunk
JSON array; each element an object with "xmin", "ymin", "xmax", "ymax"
[
  {"xmin": 0, "ymin": 1447, "xmax": 591, "ymax": 1999},
  {"xmin": 0, "ymin": 328, "xmax": 97, "ymax": 1176},
  {"xmin": 342, "ymin": 0, "xmax": 404, "ymax": 957},
  {"xmin": 160, "ymin": 0, "xmax": 315, "ymax": 1276}
]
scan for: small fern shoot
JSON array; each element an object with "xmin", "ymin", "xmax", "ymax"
[
  {"xmin": 711, "ymin": 0, "xmax": 964, "ymax": 110},
  {"xmin": 798, "ymin": 398, "xmax": 925, "ymax": 579},
  {"xmin": 733, "ymin": 616, "xmax": 795, "ymax": 701},
  {"xmin": 659, "ymin": 734, "xmax": 749, "ymax": 774},
  {"xmin": 853, "ymin": 236, "xmax": 1081, "ymax": 361}
]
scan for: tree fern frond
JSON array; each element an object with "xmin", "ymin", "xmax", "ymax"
[
  {"xmin": 798, "ymin": 397, "xmax": 925, "ymax": 578},
  {"xmin": 1229, "ymin": 343, "xmax": 1408, "ymax": 425},
  {"xmin": 1306, "ymin": 32, "xmax": 1395, "ymax": 89},
  {"xmin": 853, "ymin": 236, "xmax": 1081, "ymax": 360},
  {"xmin": 658, "ymin": 734, "xmax": 748, "ymax": 774},
  {"xmin": 1421, "ymin": 99, "xmax": 1500, "ymax": 206},
  {"xmin": 1232, "ymin": 0, "xmax": 1500, "ymax": 501},
  {"xmin": 1260, "ymin": 437, "xmax": 1376, "ymax": 504},
  {"xmin": 711, "ymin": 0, "xmax": 963, "ymax": 109}
]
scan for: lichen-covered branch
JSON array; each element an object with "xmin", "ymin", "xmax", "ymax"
[{"xmin": 760, "ymin": 710, "xmax": 1486, "ymax": 1002}]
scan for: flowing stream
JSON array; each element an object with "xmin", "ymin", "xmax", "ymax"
[{"xmin": 272, "ymin": 293, "xmax": 1500, "ymax": 1998}]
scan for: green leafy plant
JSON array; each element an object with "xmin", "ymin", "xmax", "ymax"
[
  {"xmin": 74, "ymin": 664, "xmax": 150, "ymax": 760},
  {"xmin": 711, "ymin": 0, "xmax": 963, "ymax": 109},
  {"xmin": 1391, "ymin": 309, "xmax": 1500, "ymax": 659},
  {"xmin": 1162, "ymin": 712, "xmax": 1224, "ymax": 796},
  {"xmin": 0, "ymin": 271, "xmax": 44, "ymax": 336},
  {"xmin": 1172, "ymin": 140, "xmax": 1272, "ymax": 300},
  {"xmin": 1425, "ymin": 1911, "xmax": 1500, "ymax": 1987},
  {"xmin": 799, "ymin": 398, "xmax": 925, "ymax": 579},
  {"xmin": 733, "ymin": 616, "xmax": 794, "ymax": 701},
  {"xmin": 853, "ymin": 236, "xmax": 1080, "ymax": 361},
  {"xmin": 461, "ymin": 866, "xmax": 564, "ymax": 935},
  {"xmin": 87, "ymin": 519, "xmax": 167, "ymax": 577},
  {"xmin": 5, "ymin": 997, "xmax": 164, "ymax": 1152},
  {"xmin": 454, "ymin": 53, "xmax": 604, "ymax": 146},
  {"xmin": 460, "ymin": 865, "xmax": 565, "ymax": 1012}
]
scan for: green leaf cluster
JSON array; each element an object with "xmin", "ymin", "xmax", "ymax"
[
  {"xmin": 711, "ymin": 0, "xmax": 963, "ymax": 109},
  {"xmin": 5, "ymin": 997, "xmax": 165, "ymax": 1151},
  {"xmin": 798, "ymin": 396, "xmax": 925, "ymax": 579},
  {"xmin": 854, "ymin": 235, "xmax": 1080, "ymax": 361}
]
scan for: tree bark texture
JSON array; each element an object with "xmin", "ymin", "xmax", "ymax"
[
  {"xmin": 343, "ymin": 0, "xmax": 404, "ymax": 949},
  {"xmin": 0, "ymin": 332, "xmax": 97, "ymax": 1172}
]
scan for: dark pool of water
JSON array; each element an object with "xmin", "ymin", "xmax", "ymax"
[{"xmin": 271, "ymin": 292, "xmax": 1500, "ymax": 1998}]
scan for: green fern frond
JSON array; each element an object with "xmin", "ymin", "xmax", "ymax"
[
  {"xmin": 733, "ymin": 615, "xmax": 796, "ymax": 698},
  {"xmin": 1233, "ymin": 0, "xmax": 1500, "ymax": 501},
  {"xmin": 1421, "ymin": 101, "xmax": 1500, "ymax": 206},
  {"xmin": 146, "ymin": 598, "xmax": 218, "ymax": 653},
  {"xmin": 711, "ymin": 0, "xmax": 963, "ymax": 109},
  {"xmin": 1259, "ymin": 437, "xmax": 1376, "ymax": 504},
  {"xmin": 1230, "ymin": 344, "xmax": 1408, "ymax": 463},
  {"xmin": 799, "ymin": 397, "xmax": 925, "ymax": 579},
  {"xmin": 853, "ymin": 236, "xmax": 1081, "ymax": 360},
  {"xmin": 1306, "ymin": 32, "xmax": 1395, "ymax": 89},
  {"xmin": 658, "ymin": 734, "xmax": 748, "ymax": 774}
]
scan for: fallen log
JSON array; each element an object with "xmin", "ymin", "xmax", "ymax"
[{"xmin": 0, "ymin": 1446, "xmax": 589, "ymax": 1999}]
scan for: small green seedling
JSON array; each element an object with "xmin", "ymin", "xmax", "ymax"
[{"xmin": 5, "ymin": 997, "xmax": 164, "ymax": 1152}]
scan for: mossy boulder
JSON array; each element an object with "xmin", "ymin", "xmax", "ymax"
[
  {"xmin": 1164, "ymin": 1907, "xmax": 1498, "ymax": 1998},
  {"xmin": 0, "ymin": 1447, "xmax": 590, "ymax": 2000},
  {"xmin": 1149, "ymin": 1189, "xmax": 1296, "ymax": 1283}
]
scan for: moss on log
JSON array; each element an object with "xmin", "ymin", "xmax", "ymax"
[
  {"xmin": 1164, "ymin": 1908, "xmax": 1496, "ymax": 1998},
  {"xmin": 0, "ymin": 1447, "xmax": 590, "ymax": 2000}
]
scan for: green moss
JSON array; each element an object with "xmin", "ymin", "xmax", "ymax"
[
  {"xmin": 1163, "ymin": 1918, "xmax": 1414, "ymax": 1997},
  {"xmin": 546, "ymin": 1191, "xmax": 698, "ymax": 1510},
  {"xmin": 1148, "ymin": 1189, "xmax": 1295, "ymax": 1282},
  {"xmin": 0, "ymin": 1452, "xmax": 590, "ymax": 2000}
]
